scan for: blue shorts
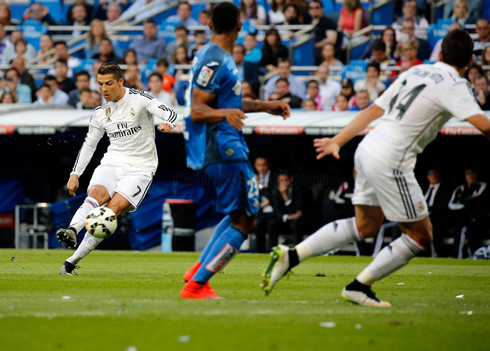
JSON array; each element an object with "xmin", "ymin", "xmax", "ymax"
[{"xmin": 203, "ymin": 160, "xmax": 259, "ymax": 216}]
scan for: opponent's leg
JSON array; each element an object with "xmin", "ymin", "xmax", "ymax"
[
  {"xmin": 262, "ymin": 205, "xmax": 384, "ymax": 295},
  {"xmin": 342, "ymin": 216, "xmax": 431, "ymax": 307}
]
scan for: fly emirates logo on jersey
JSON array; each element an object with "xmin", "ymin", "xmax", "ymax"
[{"xmin": 107, "ymin": 122, "xmax": 142, "ymax": 139}]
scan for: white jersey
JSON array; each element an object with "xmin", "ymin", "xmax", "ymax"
[
  {"xmin": 359, "ymin": 62, "xmax": 483, "ymax": 171},
  {"xmin": 71, "ymin": 88, "xmax": 178, "ymax": 176}
]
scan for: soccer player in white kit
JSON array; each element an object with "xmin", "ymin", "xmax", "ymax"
[
  {"xmin": 262, "ymin": 30, "xmax": 490, "ymax": 306},
  {"xmin": 57, "ymin": 62, "xmax": 178, "ymax": 275}
]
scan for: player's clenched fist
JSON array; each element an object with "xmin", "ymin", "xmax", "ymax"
[
  {"xmin": 157, "ymin": 122, "xmax": 173, "ymax": 133},
  {"xmin": 226, "ymin": 109, "xmax": 247, "ymax": 131},
  {"xmin": 67, "ymin": 174, "xmax": 79, "ymax": 197}
]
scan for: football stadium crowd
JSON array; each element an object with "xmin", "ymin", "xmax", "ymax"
[{"xmin": 0, "ymin": 0, "xmax": 489, "ymax": 257}]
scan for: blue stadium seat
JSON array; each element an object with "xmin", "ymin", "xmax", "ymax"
[
  {"xmin": 22, "ymin": 20, "xmax": 47, "ymax": 51},
  {"xmin": 372, "ymin": 1, "xmax": 394, "ymax": 25},
  {"xmin": 73, "ymin": 59, "xmax": 96, "ymax": 75},
  {"xmin": 341, "ymin": 60, "xmax": 368, "ymax": 83},
  {"xmin": 159, "ymin": 21, "xmax": 180, "ymax": 43}
]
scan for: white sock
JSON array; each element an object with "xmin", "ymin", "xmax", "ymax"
[
  {"xmin": 66, "ymin": 233, "xmax": 104, "ymax": 265},
  {"xmin": 69, "ymin": 197, "xmax": 99, "ymax": 233},
  {"xmin": 356, "ymin": 234, "xmax": 424, "ymax": 286},
  {"xmin": 295, "ymin": 217, "xmax": 362, "ymax": 262}
]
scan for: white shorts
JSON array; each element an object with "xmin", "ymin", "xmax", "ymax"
[
  {"xmin": 88, "ymin": 163, "xmax": 153, "ymax": 212},
  {"xmin": 351, "ymin": 146, "xmax": 428, "ymax": 223}
]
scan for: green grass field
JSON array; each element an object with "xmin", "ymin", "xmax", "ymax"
[{"xmin": 1, "ymin": 250, "xmax": 489, "ymax": 351}]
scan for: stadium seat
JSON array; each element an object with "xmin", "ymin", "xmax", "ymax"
[
  {"xmin": 341, "ymin": 60, "xmax": 368, "ymax": 83},
  {"xmin": 22, "ymin": 20, "xmax": 47, "ymax": 51}
]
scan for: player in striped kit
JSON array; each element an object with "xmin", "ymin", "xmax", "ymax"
[{"xmin": 57, "ymin": 62, "xmax": 177, "ymax": 275}]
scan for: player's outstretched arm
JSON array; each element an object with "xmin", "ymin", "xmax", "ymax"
[
  {"xmin": 242, "ymin": 99, "xmax": 290, "ymax": 119},
  {"xmin": 467, "ymin": 114, "xmax": 490, "ymax": 139},
  {"xmin": 314, "ymin": 103, "xmax": 385, "ymax": 160},
  {"xmin": 145, "ymin": 97, "xmax": 178, "ymax": 132},
  {"xmin": 191, "ymin": 88, "xmax": 247, "ymax": 131}
]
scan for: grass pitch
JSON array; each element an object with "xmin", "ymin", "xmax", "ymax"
[{"xmin": 1, "ymin": 250, "xmax": 489, "ymax": 351}]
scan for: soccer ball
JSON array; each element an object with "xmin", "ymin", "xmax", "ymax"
[{"xmin": 85, "ymin": 206, "xmax": 118, "ymax": 239}]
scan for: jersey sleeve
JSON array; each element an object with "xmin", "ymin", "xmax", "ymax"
[
  {"xmin": 138, "ymin": 91, "xmax": 178, "ymax": 128},
  {"xmin": 441, "ymin": 80, "xmax": 484, "ymax": 121},
  {"xmin": 193, "ymin": 59, "xmax": 223, "ymax": 94},
  {"xmin": 374, "ymin": 72, "xmax": 409, "ymax": 111},
  {"xmin": 71, "ymin": 113, "xmax": 104, "ymax": 177}
]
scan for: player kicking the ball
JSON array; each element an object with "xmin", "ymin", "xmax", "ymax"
[
  {"xmin": 180, "ymin": 2, "xmax": 290, "ymax": 299},
  {"xmin": 262, "ymin": 30, "xmax": 490, "ymax": 306},
  {"xmin": 57, "ymin": 62, "xmax": 177, "ymax": 275}
]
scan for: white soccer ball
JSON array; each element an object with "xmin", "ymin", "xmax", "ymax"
[{"xmin": 85, "ymin": 206, "xmax": 118, "ymax": 239}]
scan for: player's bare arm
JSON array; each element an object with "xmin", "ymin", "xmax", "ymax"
[
  {"xmin": 314, "ymin": 103, "xmax": 385, "ymax": 160},
  {"xmin": 242, "ymin": 99, "xmax": 290, "ymax": 119},
  {"xmin": 467, "ymin": 114, "xmax": 490, "ymax": 139},
  {"xmin": 191, "ymin": 88, "xmax": 246, "ymax": 130}
]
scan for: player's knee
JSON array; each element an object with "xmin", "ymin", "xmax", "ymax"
[
  {"xmin": 87, "ymin": 186, "xmax": 108, "ymax": 204},
  {"xmin": 356, "ymin": 220, "xmax": 382, "ymax": 238}
]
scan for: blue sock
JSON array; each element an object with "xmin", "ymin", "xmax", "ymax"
[
  {"xmin": 193, "ymin": 225, "xmax": 246, "ymax": 284},
  {"xmin": 198, "ymin": 215, "xmax": 231, "ymax": 264}
]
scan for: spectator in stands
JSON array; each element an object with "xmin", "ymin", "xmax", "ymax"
[
  {"xmin": 268, "ymin": 0, "xmax": 286, "ymax": 25},
  {"xmin": 106, "ymin": 4, "xmax": 122, "ymax": 23},
  {"xmin": 89, "ymin": 61, "xmax": 103, "ymax": 91},
  {"xmin": 303, "ymin": 99, "xmax": 317, "ymax": 111},
  {"xmin": 66, "ymin": 0, "xmax": 94, "ymax": 23},
  {"xmin": 393, "ymin": 0, "xmax": 428, "ymax": 38},
  {"xmin": 34, "ymin": 84, "xmax": 55, "ymax": 106},
  {"xmin": 164, "ymin": 25, "xmax": 191, "ymax": 64},
  {"xmin": 68, "ymin": 70, "xmax": 91, "ymax": 107},
  {"xmin": 474, "ymin": 19, "xmax": 490, "ymax": 63},
  {"xmin": 391, "ymin": 38, "xmax": 422, "ymax": 77},
  {"xmin": 340, "ymin": 77, "xmax": 356, "ymax": 108},
  {"xmin": 55, "ymin": 59, "xmax": 76, "ymax": 94},
  {"xmin": 0, "ymin": 24, "xmax": 11, "ymax": 57},
  {"xmin": 269, "ymin": 169, "xmax": 306, "ymax": 247},
  {"xmin": 354, "ymin": 63, "xmax": 385, "ymax": 101},
  {"xmin": 85, "ymin": 19, "xmax": 108, "ymax": 59},
  {"xmin": 90, "ymin": 90, "xmax": 102, "ymax": 108},
  {"xmin": 188, "ymin": 30, "xmax": 207, "ymax": 59},
  {"xmin": 44, "ymin": 75, "xmax": 69, "ymax": 105},
  {"xmin": 424, "ymin": 168, "xmax": 451, "ymax": 257},
  {"xmin": 482, "ymin": 47, "xmax": 490, "ymax": 78},
  {"xmin": 338, "ymin": 0, "xmax": 366, "ymax": 35},
  {"xmin": 121, "ymin": 0, "xmax": 160, "ymax": 22},
  {"xmin": 172, "ymin": 44, "xmax": 191, "ymax": 90},
  {"xmin": 0, "ymin": 68, "xmax": 31, "ymax": 103},
  {"xmin": 429, "ymin": 22, "xmax": 462, "ymax": 62},
  {"xmin": 450, "ymin": 0, "xmax": 476, "ymax": 27},
  {"xmin": 1, "ymin": 31, "xmax": 36, "ymax": 65},
  {"xmin": 333, "ymin": 94, "xmax": 349, "ymax": 111},
  {"xmin": 92, "ymin": 37, "xmax": 122, "ymax": 63},
  {"xmin": 241, "ymin": 80, "xmax": 258, "ymax": 100},
  {"xmin": 264, "ymin": 59, "xmax": 306, "ymax": 100},
  {"xmin": 156, "ymin": 58, "xmax": 176, "ymax": 93},
  {"xmin": 124, "ymin": 64, "xmax": 144, "ymax": 90},
  {"xmin": 289, "ymin": 0, "xmax": 309, "ymax": 24},
  {"xmin": 365, "ymin": 39, "xmax": 396, "ymax": 75},
  {"xmin": 244, "ymin": 33, "xmax": 262, "ymax": 63},
  {"xmin": 464, "ymin": 64, "xmax": 484, "ymax": 88},
  {"xmin": 240, "ymin": 0, "xmax": 266, "ymax": 26},
  {"xmin": 22, "ymin": 3, "xmax": 58, "ymax": 26},
  {"xmin": 148, "ymin": 72, "xmax": 174, "ymax": 107},
  {"xmin": 305, "ymin": 80, "xmax": 322, "ymax": 111},
  {"xmin": 320, "ymin": 43, "xmax": 343, "ymax": 70},
  {"xmin": 36, "ymin": 34, "xmax": 55, "ymax": 64},
  {"xmin": 76, "ymin": 88, "xmax": 92, "ymax": 110},
  {"xmin": 268, "ymin": 92, "xmax": 282, "ymax": 101},
  {"xmin": 167, "ymin": 1, "xmax": 200, "ymax": 27},
  {"xmin": 68, "ymin": 4, "xmax": 89, "ymax": 38},
  {"xmin": 129, "ymin": 19, "xmax": 166, "ymax": 64},
  {"xmin": 275, "ymin": 78, "xmax": 302, "ymax": 108},
  {"xmin": 198, "ymin": 9, "xmax": 211, "ymax": 26},
  {"xmin": 0, "ymin": 3, "xmax": 17, "ymax": 26},
  {"xmin": 282, "ymin": 3, "xmax": 301, "ymax": 31},
  {"xmin": 381, "ymin": 27, "xmax": 398, "ymax": 61},
  {"xmin": 254, "ymin": 156, "xmax": 275, "ymax": 253},
  {"xmin": 1, "ymin": 92, "xmax": 17, "ymax": 104},
  {"xmin": 348, "ymin": 90, "xmax": 370, "ymax": 111},
  {"xmin": 443, "ymin": 0, "xmax": 482, "ymax": 20},
  {"xmin": 448, "ymin": 167, "xmax": 489, "ymax": 257},
  {"xmin": 233, "ymin": 44, "xmax": 260, "ymax": 89},
  {"xmin": 11, "ymin": 57, "xmax": 36, "ymax": 102},
  {"xmin": 474, "ymin": 75, "xmax": 490, "ymax": 110},
  {"xmin": 11, "ymin": 38, "xmax": 36, "ymax": 62},
  {"xmin": 309, "ymin": 0, "xmax": 337, "ymax": 65},
  {"xmin": 396, "ymin": 19, "xmax": 430, "ymax": 61},
  {"xmin": 53, "ymin": 41, "xmax": 82, "ymax": 75},
  {"xmin": 316, "ymin": 63, "xmax": 341, "ymax": 111},
  {"xmin": 123, "ymin": 49, "xmax": 137, "ymax": 65},
  {"xmin": 260, "ymin": 28, "xmax": 289, "ymax": 71}
]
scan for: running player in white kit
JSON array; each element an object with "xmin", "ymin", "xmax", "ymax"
[
  {"xmin": 57, "ymin": 62, "xmax": 178, "ymax": 275},
  {"xmin": 262, "ymin": 30, "xmax": 490, "ymax": 306}
]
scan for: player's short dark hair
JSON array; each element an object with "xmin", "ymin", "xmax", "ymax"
[
  {"xmin": 211, "ymin": 2, "xmax": 240, "ymax": 34},
  {"xmin": 55, "ymin": 58, "xmax": 68, "ymax": 66},
  {"xmin": 367, "ymin": 62, "xmax": 380, "ymax": 73},
  {"xmin": 54, "ymin": 41, "xmax": 68, "ymax": 48},
  {"xmin": 75, "ymin": 70, "xmax": 90, "ymax": 80},
  {"xmin": 148, "ymin": 72, "xmax": 163, "ymax": 82},
  {"xmin": 157, "ymin": 57, "xmax": 169, "ymax": 67},
  {"xmin": 44, "ymin": 75, "xmax": 57, "ymax": 83},
  {"xmin": 372, "ymin": 39, "xmax": 386, "ymax": 52},
  {"xmin": 98, "ymin": 62, "xmax": 123, "ymax": 80},
  {"xmin": 441, "ymin": 29, "xmax": 473, "ymax": 68},
  {"xmin": 276, "ymin": 78, "xmax": 289, "ymax": 86}
]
